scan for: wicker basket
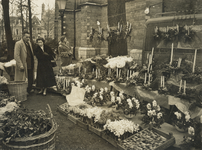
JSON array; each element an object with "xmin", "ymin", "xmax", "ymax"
[
  {"xmin": 1, "ymin": 104, "xmax": 58, "ymax": 150},
  {"xmin": 7, "ymin": 81, "xmax": 28, "ymax": 101}
]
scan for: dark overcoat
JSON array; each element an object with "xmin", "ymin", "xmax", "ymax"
[{"xmin": 34, "ymin": 45, "xmax": 56, "ymax": 88}]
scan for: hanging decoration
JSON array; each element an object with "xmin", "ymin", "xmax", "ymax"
[
  {"xmin": 88, "ymin": 21, "xmax": 132, "ymax": 45},
  {"xmin": 153, "ymin": 25, "xmax": 196, "ymax": 46}
]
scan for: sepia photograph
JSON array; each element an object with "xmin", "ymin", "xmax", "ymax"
[{"xmin": 0, "ymin": 0, "xmax": 202, "ymax": 149}]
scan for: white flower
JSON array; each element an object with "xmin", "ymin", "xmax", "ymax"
[
  {"xmin": 184, "ymin": 111, "xmax": 189, "ymax": 116},
  {"xmin": 157, "ymin": 112, "xmax": 163, "ymax": 119},
  {"xmin": 117, "ymin": 61, "xmax": 126, "ymax": 68},
  {"xmin": 174, "ymin": 112, "xmax": 182, "ymax": 120},
  {"xmin": 111, "ymin": 96, "xmax": 115, "ymax": 103},
  {"xmin": 92, "ymin": 85, "xmax": 96, "ymax": 91},
  {"xmin": 152, "ymin": 110, "xmax": 156, "ymax": 116},
  {"xmin": 127, "ymin": 99, "xmax": 133, "ymax": 109},
  {"xmin": 104, "ymin": 87, "xmax": 108, "ymax": 92},
  {"xmin": 87, "ymin": 87, "xmax": 91, "ymax": 93},
  {"xmin": 99, "ymin": 95, "xmax": 103, "ymax": 100},
  {"xmin": 188, "ymin": 126, "xmax": 195, "ymax": 136},
  {"xmin": 97, "ymin": 21, "xmax": 100, "ymax": 26},
  {"xmin": 110, "ymin": 91, "xmax": 115, "ymax": 96},
  {"xmin": 185, "ymin": 114, "xmax": 191, "ymax": 122},
  {"xmin": 152, "ymin": 100, "xmax": 157, "ymax": 107},
  {"xmin": 156, "ymin": 105, "xmax": 161, "ymax": 111},
  {"xmin": 85, "ymin": 85, "xmax": 89, "ymax": 91},
  {"xmin": 147, "ymin": 103, "xmax": 151, "ymax": 110},
  {"xmin": 116, "ymin": 97, "xmax": 122, "ymax": 104},
  {"xmin": 81, "ymin": 79, "xmax": 85, "ymax": 83},
  {"xmin": 100, "ymin": 88, "xmax": 104, "ymax": 92},
  {"xmin": 147, "ymin": 110, "xmax": 153, "ymax": 117}
]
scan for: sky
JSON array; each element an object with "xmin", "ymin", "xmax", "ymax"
[{"xmin": 33, "ymin": 0, "xmax": 55, "ymax": 19}]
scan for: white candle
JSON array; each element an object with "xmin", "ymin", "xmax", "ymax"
[
  {"xmin": 107, "ymin": 24, "xmax": 110, "ymax": 31},
  {"xmin": 179, "ymin": 80, "xmax": 182, "ymax": 93},
  {"xmin": 127, "ymin": 22, "xmax": 129, "ymax": 27},
  {"xmin": 183, "ymin": 80, "xmax": 186, "ymax": 94},
  {"xmin": 177, "ymin": 58, "xmax": 182, "ymax": 68},
  {"xmin": 60, "ymin": 69, "xmax": 61, "ymax": 74},
  {"xmin": 144, "ymin": 73, "xmax": 147, "ymax": 84},
  {"xmin": 66, "ymin": 79, "xmax": 68, "ymax": 88},
  {"xmin": 192, "ymin": 49, "xmax": 197, "ymax": 73},
  {"xmin": 200, "ymin": 115, "xmax": 202, "ymax": 123},
  {"xmin": 188, "ymin": 26, "xmax": 189, "ymax": 35},
  {"xmin": 170, "ymin": 43, "xmax": 174, "ymax": 65},
  {"xmin": 177, "ymin": 24, "xmax": 179, "ymax": 32},
  {"xmin": 118, "ymin": 22, "xmax": 120, "ymax": 29},
  {"xmin": 119, "ymin": 69, "xmax": 121, "ymax": 78},
  {"xmin": 151, "ymin": 47, "xmax": 154, "ymax": 58},
  {"xmin": 127, "ymin": 70, "xmax": 129, "ymax": 80},
  {"xmin": 93, "ymin": 68, "xmax": 94, "ymax": 74},
  {"xmin": 148, "ymin": 74, "xmax": 151, "ymax": 84},
  {"xmin": 120, "ymin": 25, "xmax": 122, "ymax": 32},
  {"xmin": 130, "ymin": 70, "xmax": 132, "ymax": 78},
  {"xmin": 161, "ymin": 76, "xmax": 163, "ymax": 87},
  {"xmin": 117, "ymin": 68, "xmax": 118, "ymax": 78},
  {"xmin": 163, "ymin": 76, "xmax": 165, "ymax": 88},
  {"xmin": 63, "ymin": 79, "xmax": 65, "ymax": 90},
  {"xmin": 85, "ymin": 68, "xmax": 87, "ymax": 74},
  {"xmin": 96, "ymin": 69, "xmax": 97, "ymax": 78}
]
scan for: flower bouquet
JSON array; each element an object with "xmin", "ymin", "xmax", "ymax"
[
  {"xmin": 103, "ymin": 119, "xmax": 141, "ymax": 141},
  {"xmin": 181, "ymin": 120, "xmax": 202, "ymax": 149},
  {"xmin": 123, "ymin": 97, "xmax": 140, "ymax": 118},
  {"xmin": 141, "ymin": 100, "xmax": 164, "ymax": 128},
  {"xmin": 172, "ymin": 111, "xmax": 192, "ymax": 132}
]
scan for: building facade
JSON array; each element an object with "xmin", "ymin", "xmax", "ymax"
[{"xmin": 54, "ymin": 0, "xmax": 202, "ymax": 59}]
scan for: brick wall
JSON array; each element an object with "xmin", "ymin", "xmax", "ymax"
[{"xmin": 125, "ymin": 0, "xmax": 146, "ymax": 50}]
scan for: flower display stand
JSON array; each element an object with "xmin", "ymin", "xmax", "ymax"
[
  {"xmin": 68, "ymin": 114, "xmax": 79, "ymax": 124},
  {"xmin": 101, "ymin": 132, "xmax": 118, "ymax": 147},
  {"xmin": 88, "ymin": 126, "xmax": 103, "ymax": 137},
  {"xmin": 77, "ymin": 119, "xmax": 89, "ymax": 130}
]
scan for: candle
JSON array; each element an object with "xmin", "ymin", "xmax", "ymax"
[
  {"xmin": 85, "ymin": 68, "xmax": 87, "ymax": 74},
  {"xmin": 177, "ymin": 24, "xmax": 179, "ymax": 32},
  {"xmin": 188, "ymin": 26, "xmax": 189, "ymax": 35},
  {"xmin": 183, "ymin": 80, "xmax": 186, "ymax": 94},
  {"xmin": 96, "ymin": 69, "xmax": 97, "ymax": 78},
  {"xmin": 107, "ymin": 24, "xmax": 110, "ymax": 31},
  {"xmin": 63, "ymin": 79, "xmax": 65, "ymax": 90},
  {"xmin": 192, "ymin": 49, "xmax": 197, "ymax": 73},
  {"xmin": 130, "ymin": 70, "xmax": 132, "ymax": 78},
  {"xmin": 144, "ymin": 73, "xmax": 147, "ymax": 84},
  {"xmin": 148, "ymin": 74, "xmax": 151, "ymax": 84},
  {"xmin": 66, "ymin": 79, "xmax": 68, "ymax": 88},
  {"xmin": 120, "ymin": 25, "xmax": 122, "ymax": 32},
  {"xmin": 127, "ymin": 22, "xmax": 129, "ymax": 27},
  {"xmin": 200, "ymin": 115, "xmax": 202, "ymax": 123},
  {"xmin": 170, "ymin": 43, "xmax": 174, "ymax": 65},
  {"xmin": 118, "ymin": 22, "xmax": 120, "ymax": 29},
  {"xmin": 148, "ymin": 54, "xmax": 152, "ymax": 73},
  {"xmin": 161, "ymin": 76, "xmax": 163, "ymax": 87},
  {"xmin": 177, "ymin": 58, "xmax": 182, "ymax": 68},
  {"xmin": 163, "ymin": 76, "xmax": 165, "ymax": 88},
  {"xmin": 127, "ymin": 70, "xmax": 129, "ymax": 80},
  {"xmin": 151, "ymin": 47, "xmax": 154, "ymax": 59},
  {"xmin": 93, "ymin": 68, "xmax": 94, "ymax": 74},
  {"xmin": 119, "ymin": 69, "xmax": 121, "ymax": 78},
  {"xmin": 117, "ymin": 68, "xmax": 118, "ymax": 78},
  {"xmin": 179, "ymin": 80, "xmax": 182, "ymax": 93}
]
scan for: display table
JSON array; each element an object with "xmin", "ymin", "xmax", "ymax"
[{"xmin": 109, "ymin": 82, "xmax": 170, "ymax": 109}]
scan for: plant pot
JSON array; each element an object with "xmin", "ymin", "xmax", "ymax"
[
  {"xmin": 175, "ymin": 125, "xmax": 187, "ymax": 133},
  {"xmin": 124, "ymin": 114, "xmax": 134, "ymax": 119}
]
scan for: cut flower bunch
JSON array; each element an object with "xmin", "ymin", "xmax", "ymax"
[
  {"xmin": 103, "ymin": 119, "xmax": 141, "ymax": 140},
  {"xmin": 142, "ymin": 100, "xmax": 164, "ymax": 128}
]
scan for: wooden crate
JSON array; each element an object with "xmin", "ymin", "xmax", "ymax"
[
  {"xmin": 57, "ymin": 106, "xmax": 68, "ymax": 116},
  {"xmin": 68, "ymin": 114, "xmax": 79, "ymax": 124},
  {"xmin": 88, "ymin": 126, "xmax": 103, "ymax": 137},
  {"xmin": 77, "ymin": 119, "xmax": 89, "ymax": 130},
  {"xmin": 102, "ymin": 132, "xmax": 118, "ymax": 147},
  {"xmin": 117, "ymin": 127, "xmax": 175, "ymax": 150}
]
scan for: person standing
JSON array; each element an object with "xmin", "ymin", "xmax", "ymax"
[
  {"xmin": 58, "ymin": 36, "xmax": 72, "ymax": 67},
  {"xmin": 34, "ymin": 37, "xmax": 56, "ymax": 96},
  {"xmin": 14, "ymin": 30, "xmax": 37, "ymax": 94}
]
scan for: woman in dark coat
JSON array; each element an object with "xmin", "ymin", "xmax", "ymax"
[{"xmin": 34, "ymin": 37, "xmax": 56, "ymax": 96}]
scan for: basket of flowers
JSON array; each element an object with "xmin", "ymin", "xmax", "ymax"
[
  {"xmin": 172, "ymin": 110, "xmax": 192, "ymax": 132},
  {"xmin": 1, "ymin": 104, "xmax": 58, "ymax": 150},
  {"xmin": 123, "ymin": 97, "xmax": 140, "ymax": 119},
  {"xmin": 141, "ymin": 100, "xmax": 164, "ymax": 128}
]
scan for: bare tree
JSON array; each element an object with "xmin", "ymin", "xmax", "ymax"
[
  {"xmin": 2, "ymin": 0, "xmax": 14, "ymax": 61},
  {"xmin": 28, "ymin": 0, "xmax": 32, "ymax": 42}
]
